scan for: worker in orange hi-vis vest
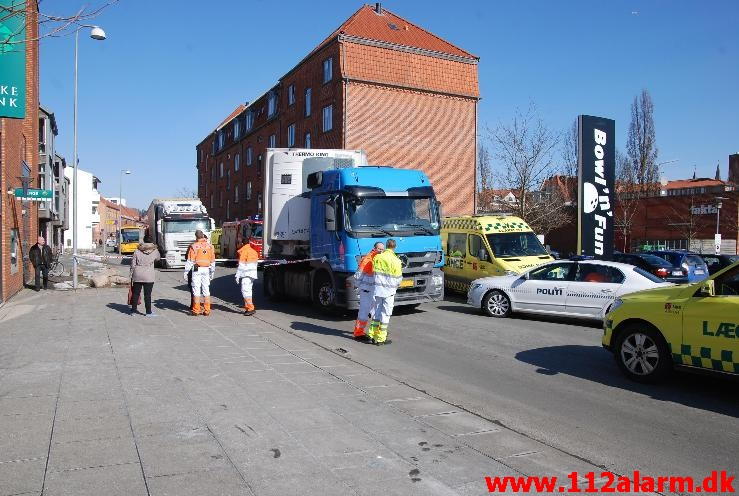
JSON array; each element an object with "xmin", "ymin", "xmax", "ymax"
[
  {"xmin": 184, "ymin": 230, "xmax": 216, "ymax": 316},
  {"xmin": 352, "ymin": 241, "xmax": 384, "ymax": 341},
  {"xmin": 235, "ymin": 241, "xmax": 259, "ymax": 316}
]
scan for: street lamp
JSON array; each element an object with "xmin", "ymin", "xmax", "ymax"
[
  {"xmin": 715, "ymin": 196, "xmax": 727, "ymax": 255},
  {"xmin": 72, "ymin": 25, "xmax": 106, "ymax": 289},
  {"xmin": 118, "ymin": 170, "xmax": 132, "ymax": 254}
]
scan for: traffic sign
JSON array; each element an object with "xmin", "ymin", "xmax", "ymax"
[{"xmin": 13, "ymin": 188, "xmax": 52, "ymax": 201}]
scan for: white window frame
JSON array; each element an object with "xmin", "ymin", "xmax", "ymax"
[
  {"xmin": 233, "ymin": 119, "xmax": 240, "ymax": 139},
  {"xmin": 246, "ymin": 147, "xmax": 252, "ymax": 166},
  {"xmin": 267, "ymin": 92, "xmax": 277, "ymax": 117},
  {"xmin": 245, "ymin": 111, "xmax": 253, "ymax": 130},
  {"xmin": 258, "ymin": 194, "xmax": 263, "ymax": 212},
  {"xmin": 268, "ymin": 134, "xmax": 276, "ymax": 148},
  {"xmin": 323, "ymin": 57, "xmax": 333, "ymax": 83},
  {"xmin": 322, "ymin": 105, "xmax": 333, "ymax": 132},
  {"xmin": 234, "ymin": 185, "xmax": 239, "ymax": 203},
  {"xmin": 287, "ymin": 124, "xmax": 296, "ymax": 147},
  {"xmin": 287, "ymin": 84, "xmax": 295, "ymax": 105},
  {"xmin": 234, "ymin": 152, "xmax": 240, "ymax": 171},
  {"xmin": 246, "ymin": 181, "xmax": 252, "ymax": 201},
  {"xmin": 305, "ymin": 88, "xmax": 311, "ymax": 116},
  {"xmin": 305, "ymin": 132, "xmax": 311, "ymax": 149}
]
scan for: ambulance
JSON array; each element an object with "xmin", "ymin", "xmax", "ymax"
[
  {"xmin": 603, "ymin": 261, "xmax": 739, "ymax": 382},
  {"xmin": 441, "ymin": 215, "xmax": 554, "ymax": 292}
]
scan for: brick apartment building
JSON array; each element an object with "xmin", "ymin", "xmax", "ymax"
[
  {"xmin": 95, "ymin": 197, "xmax": 147, "ymax": 244},
  {"xmin": 196, "ymin": 3, "xmax": 479, "ymax": 225},
  {"xmin": 0, "ymin": 2, "xmax": 39, "ymax": 303}
]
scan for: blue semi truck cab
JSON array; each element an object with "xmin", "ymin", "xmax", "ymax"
[{"xmin": 261, "ymin": 149, "xmax": 444, "ymax": 312}]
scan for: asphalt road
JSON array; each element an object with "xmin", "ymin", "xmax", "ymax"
[{"xmin": 168, "ymin": 267, "xmax": 739, "ymax": 483}]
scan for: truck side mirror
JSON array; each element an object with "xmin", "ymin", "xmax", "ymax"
[
  {"xmin": 325, "ymin": 202, "xmax": 337, "ymax": 232},
  {"xmin": 699, "ymin": 280, "xmax": 716, "ymax": 297},
  {"xmin": 156, "ymin": 220, "xmax": 162, "ymax": 233},
  {"xmin": 478, "ymin": 249, "xmax": 488, "ymax": 262}
]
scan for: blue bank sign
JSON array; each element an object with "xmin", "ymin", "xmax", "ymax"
[{"xmin": 0, "ymin": 0, "xmax": 26, "ymax": 119}]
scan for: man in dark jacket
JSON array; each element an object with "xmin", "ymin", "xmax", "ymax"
[{"xmin": 29, "ymin": 236, "xmax": 53, "ymax": 291}]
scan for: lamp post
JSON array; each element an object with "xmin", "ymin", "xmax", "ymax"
[
  {"xmin": 118, "ymin": 170, "xmax": 131, "ymax": 254},
  {"xmin": 715, "ymin": 196, "xmax": 727, "ymax": 255},
  {"xmin": 72, "ymin": 25, "xmax": 107, "ymax": 289}
]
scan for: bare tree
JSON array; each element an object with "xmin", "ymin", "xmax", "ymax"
[
  {"xmin": 614, "ymin": 149, "xmax": 642, "ymax": 251},
  {"xmin": 561, "ymin": 119, "xmax": 578, "ymax": 179},
  {"xmin": 0, "ymin": 1, "xmax": 118, "ymax": 52},
  {"xmin": 626, "ymin": 89, "xmax": 659, "ymax": 192},
  {"xmin": 175, "ymin": 187, "xmax": 198, "ymax": 199},
  {"xmin": 488, "ymin": 105, "xmax": 569, "ymax": 234},
  {"xmin": 476, "ymin": 143, "xmax": 495, "ymax": 213},
  {"xmin": 668, "ymin": 194, "xmax": 701, "ymax": 251}
]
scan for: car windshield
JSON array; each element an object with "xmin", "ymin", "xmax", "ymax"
[
  {"xmin": 163, "ymin": 220, "xmax": 210, "ymax": 234},
  {"xmin": 633, "ymin": 267, "xmax": 666, "ymax": 283},
  {"xmin": 485, "ymin": 232, "xmax": 548, "ymax": 257},
  {"xmin": 345, "ymin": 196, "xmax": 439, "ymax": 235},
  {"xmin": 639, "ymin": 254, "xmax": 673, "ymax": 267},
  {"xmin": 120, "ymin": 230, "xmax": 140, "ymax": 242}
]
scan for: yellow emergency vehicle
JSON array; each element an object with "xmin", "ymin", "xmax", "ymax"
[
  {"xmin": 441, "ymin": 215, "xmax": 554, "ymax": 292},
  {"xmin": 210, "ymin": 228, "xmax": 222, "ymax": 258},
  {"xmin": 604, "ymin": 261, "xmax": 739, "ymax": 382},
  {"xmin": 119, "ymin": 226, "xmax": 143, "ymax": 255}
]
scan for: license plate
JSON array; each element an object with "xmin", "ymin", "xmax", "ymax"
[
  {"xmin": 671, "ymin": 270, "xmax": 683, "ymax": 276},
  {"xmin": 694, "ymin": 270, "xmax": 704, "ymax": 275},
  {"xmin": 399, "ymin": 279, "xmax": 414, "ymax": 288}
]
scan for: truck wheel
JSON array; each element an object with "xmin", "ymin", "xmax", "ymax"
[
  {"xmin": 614, "ymin": 324, "xmax": 672, "ymax": 383},
  {"xmin": 313, "ymin": 272, "xmax": 336, "ymax": 313},
  {"xmin": 482, "ymin": 290, "xmax": 511, "ymax": 318},
  {"xmin": 263, "ymin": 267, "xmax": 282, "ymax": 300}
]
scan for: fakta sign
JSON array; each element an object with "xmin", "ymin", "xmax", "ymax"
[
  {"xmin": 0, "ymin": 0, "xmax": 26, "ymax": 119},
  {"xmin": 577, "ymin": 115, "xmax": 615, "ymax": 259}
]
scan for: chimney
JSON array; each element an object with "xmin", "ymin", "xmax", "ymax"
[{"xmin": 375, "ymin": 2, "xmax": 383, "ymax": 14}]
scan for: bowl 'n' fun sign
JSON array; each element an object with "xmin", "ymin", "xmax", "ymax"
[{"xmin": 577, "ymin": 115, "xmax": 615, "ymax": 259}]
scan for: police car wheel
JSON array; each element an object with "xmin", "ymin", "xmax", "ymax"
[
  {"xmin": 482, "ymin": 290, "xmax": 511, "ymax": 318},
  {"xmin": 614, "ymin": 325, "xmax": 671, "ymax": 383}
]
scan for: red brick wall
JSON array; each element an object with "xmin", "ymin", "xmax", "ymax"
[
  {"xmin": 1, "ymin": 3, "xmax": 39, "ymax": 301},
  {"xmin": 545, "ymin": 193, "xmax": 739, "ymax": 255},
  {"xmin": 341, "ymin": 42, "xmax": 479, "ymax": 98},
  {"xmin": 344, "ymin": 81, "xmax": 476, "ymax": 215}
]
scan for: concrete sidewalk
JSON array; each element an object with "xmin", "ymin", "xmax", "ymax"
[{"xmin": 0, "ymin": 275, "xmax": 579, "ymax": 495}]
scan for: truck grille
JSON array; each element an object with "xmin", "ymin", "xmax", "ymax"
[
  {"xmin": 398, "ymin": 251, "xmax": 440, "ymax": 274},
  {"xmin": 175, "ymin": 240, "xmax": 191, "ymax": 250}
]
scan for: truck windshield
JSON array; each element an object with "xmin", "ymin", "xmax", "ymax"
[
  {"xmin": 163, "ymin": 220, "xmax": 210, "ymax": 233},
  {"xmin": 345, "ymin": 196, "xmax": 439, "ymax": 235},
  {"xmin": 120, "ymin": 230, "xmax": 140, "ymax": 242},
  {"xmin": 486, "ymin": 232, "xmax": 548, "ymax": 258}
]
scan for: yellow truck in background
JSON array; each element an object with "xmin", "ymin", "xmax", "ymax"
[
  {"xmin": 441, "ymin": 215, "xmax": 554, "ymax": 292},
  {"xmin": 119, "ymin": 226, "xmax": 144, "ymax": 255}
]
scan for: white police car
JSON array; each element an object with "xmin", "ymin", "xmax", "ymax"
[{"xmin": 467, "ymin": 260, "xmax": 671, "ymax": 320}]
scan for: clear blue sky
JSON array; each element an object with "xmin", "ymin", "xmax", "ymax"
[{"xmin": 39, "ymin": 0, "xmax": 739, "ymax": 210}]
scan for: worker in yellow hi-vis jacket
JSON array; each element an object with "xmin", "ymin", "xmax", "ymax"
[{"xmin": 368, "ymin": 239, "xmax": 403, "ymax": 345}]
